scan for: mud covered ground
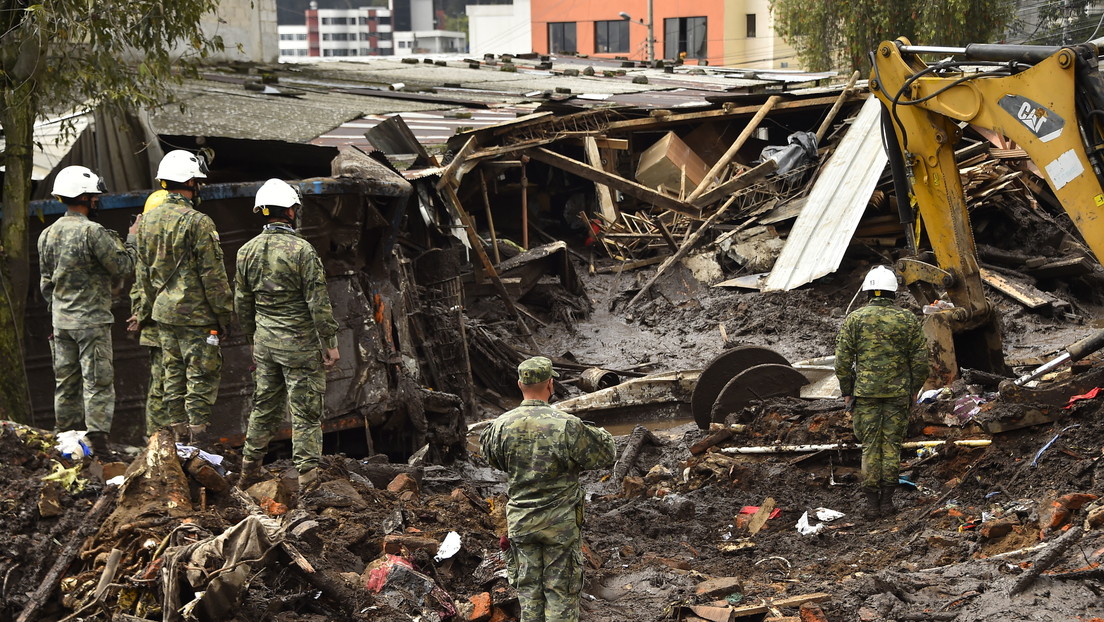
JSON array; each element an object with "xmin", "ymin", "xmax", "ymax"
[{"xmin": 4, "ymin": 242, "xmax": 1104, "ymax": 620}]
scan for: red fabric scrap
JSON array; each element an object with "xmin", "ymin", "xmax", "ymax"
[{"xmin": 1064, "ymin": 386, "xmax": 1103, "ymax": 409}]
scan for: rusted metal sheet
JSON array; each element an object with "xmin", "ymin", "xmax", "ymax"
[
  {"xmin": 24, "ymin": 169, "xmax": 465, "ymax": 458},
  {"xmin": 763, "ymin": 96, "xmax": 887, "ymax": 291}
]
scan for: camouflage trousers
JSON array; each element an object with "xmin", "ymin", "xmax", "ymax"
[
  {"xmin": 852, "ymin": 396, "xmax": 910, "ymax": 489},
  {"xmin": 51, "ymin": 325, "xmax": 114, "ymax": 434},
  {"xmin": 159, "ymin": 324, "xmax": 222, "ymax": 428},
  {"xmin": 506, "ymin": 514, "xmax": 583, "ymax": 622},
  {"xmin": 143, "ymin": 345, "xmax": 169, "ymax": 437},
  {"xmin": 242, "ymin": 344, "xmax": 325, "ymax": 473}
]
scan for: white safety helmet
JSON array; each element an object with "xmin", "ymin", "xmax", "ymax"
[
  {"xmin": 862, "ymin": 265, "xmax": 898, "ymax": 292},
  {"xmin": 156, "ymin": 150, "xmax": 208, "ymax": 183},
  {"xmin": 52, "ymin": 166, "xmax": 106, "ymax": 199},
  {"xmin": 253, "ymin": 178, "xmax": 301, "ymax": 216}
]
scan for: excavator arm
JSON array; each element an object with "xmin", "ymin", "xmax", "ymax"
[{"xmin": 870, "ymin": 37, "xmax": 1104, "ymax": 385}]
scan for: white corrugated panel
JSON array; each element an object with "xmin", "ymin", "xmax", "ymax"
[{"xmin": 762, "ymin": 96, "xmax": 887, "ymax": 291}]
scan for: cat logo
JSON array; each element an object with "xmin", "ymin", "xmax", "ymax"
[{"xmin": 999, "ymin": 94, "xmax": 1064, "ymax": 143}]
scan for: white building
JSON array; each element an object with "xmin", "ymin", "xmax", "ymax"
[
  {"xmin": 466, "ymin": 0, "xmax": 532, "ymax": 57},
  {"xmin": 278, "ymin": 1, "xmax": 466, "ymax": 60}
]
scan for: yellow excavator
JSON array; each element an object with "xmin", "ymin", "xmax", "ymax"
[{"xmin": 870, "ymin": 37, "xmax": 1104, "ymax": 387}]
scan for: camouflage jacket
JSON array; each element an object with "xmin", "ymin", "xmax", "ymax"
[
  {"xmin": 38, "ymin": 210, "xmax": 136, "ymax": 330},
  {"xmin": 234, "ymin": 225, "xmax": 338, "ymax": 351},
  {"xmin": 835, "ymin": 297, "xmax": 929, "ymax": 398},
  {"xmin": 135, "ymin": 193, "xmax": 233, "ymax": 328},
  {"xmin": 480, "ymin": 399, "xmax": 616, "ymax": 538}
]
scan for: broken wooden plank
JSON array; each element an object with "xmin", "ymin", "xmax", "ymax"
[
  {"xmin": 478, "ymin": 171, "xmax": 501, "ymax": 263},
  {"xmin": 627, "ymin": 194, "xmax": 740, "ymax": 308},
  {"xmin": 605, "ymin": 95, "xmax": 847, "ymax": 132},
  {"xmin": 525, "ymin": 147, "xmax": 699, "ymax": 217},
  {"xmin": 729, "ymin": 593, "xmax": 832, "ymax": 618},
  {"xmin": 585, "ymin": 136, "xmax": 620, "ymax": 224},
  {"xmin": 690, "ymin": 159, "xmax": 778, "ymax": 209},
  {"xmin": 594, "ymin": 255, "xmax": 668, "ymax": 273},
  {"xmin": 440, "ymin": 183, "xmax": 539, "ymax": 350},
  {"xmin": 1028, "ymin": 256, "xmax": 1095, "ymax": 279},
  {"xmin": 815, "ymin": 71, "xmax": 861, "ymax": 143},
  {"xmin": 568, "ymin": 136, "xmax": 628, "ymax": 150},
  {"xmin": 1010, "ymin": 526, "xmax": 1083, "ymax": 595},
  {"xmin": 747, "ymin": 497, "xmax": 776, "ymax": 535},
  {"xmin": 980, "ymin": 267, "xmax": 1054, "ymax": 309},
  {"xmin": 611, "ymin": 425, "xmax": 661, "ymax": 485},
  {"xmin": 687, "ymin": 96, "xmax": 782, "ymax": 203},
  {"xmin": 436, "ymin": 136, "xmax": 477, "ymax": 190}
]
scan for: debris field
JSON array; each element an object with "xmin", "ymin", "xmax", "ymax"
[{"xmin": 6, "ymin": 58, "xmax": 1104, "ymax": 622}]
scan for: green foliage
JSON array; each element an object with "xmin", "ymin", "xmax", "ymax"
[
  {"xmin": 1027, "ymin": 0, "xmax": 1104, "ymax": 45},
  {"xmin": 769, "ymin": 0, "xmax": 1017, "ymax": 72},
  {"xmin": 1, "ymin": 0, "xmax": 224, "ymax": 114},
  {"xmin": 441, "ymin": 12, "xmax": 468, "ymax": 35}
]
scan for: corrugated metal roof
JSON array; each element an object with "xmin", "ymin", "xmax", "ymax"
[
  {"xmin": 763, "ymin": 96, "xmax": 888, "ymax": 291},
  {"xmin": 312, "ymin": 107, "xmax": 534, "ymax": 147}
]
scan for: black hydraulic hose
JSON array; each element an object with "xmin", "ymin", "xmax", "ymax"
[{"xmin": 878, "ymin": 102, "xmax": 917, "ymax": 254}]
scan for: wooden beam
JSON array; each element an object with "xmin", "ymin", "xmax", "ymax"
[
  {"xmin": 436, "ymin": 136, "xmax": 477, "ymax": 190},
  {"xmin": 687, "ymin": 96, "xmax": 781, "ymax": 203},
  {"xmin": 568, "ymin": 136, "xmax": 629, "ymax": 150},
  {"xmin": 605, "ymin": 94, "xmax": 848, "ymax": 132},
  {"xmin": 525, "ymin": 147, "xmax": 699, "ymax": 217},
  {"xmin": 584, "ymin": 136, "xmax": 620, "ymax": 224},
  {"xmin": 980, "ymin": 268, "xmax": 1056, "ymax": 309},
  {"xmin": 478, "ymin": 170, "xmax": 500, "ymax": 263},
  {"xmin": 627, "ymin": 194, "xmax": 740, "ymax": 308},
  {"xmin": 440, "ymin": 183, "xmax": 539, "ymax": 350},
  {"xmin": 815, "ymin": 71, "xmax": 861, "ymax": 143},
  {"xmin": 690, "ymin": 159, "xmax": 778, "ymax": 208}
]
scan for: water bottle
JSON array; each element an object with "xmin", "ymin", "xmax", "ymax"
[{"xmin": 206, "ymin": 330, "xmax": 220, "ymax": 346}]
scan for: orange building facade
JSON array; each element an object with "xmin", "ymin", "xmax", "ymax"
[{"xmin": 530, "ymin": 0, "xmax": 796, "ymax": 69}]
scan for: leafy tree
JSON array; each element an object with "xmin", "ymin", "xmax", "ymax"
[
  {"xmin": 1026, "ymin": 0, "xmax": 1104, "ymax": 45},
  {"xmin": 0, "ymin": 0, "xmax": 223, "ymax": 423},
  {"xmin": 769, "ymin": 0, "xmax": 1018, "ymax": 72}
]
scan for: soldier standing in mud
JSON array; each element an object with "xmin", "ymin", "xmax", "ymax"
[
  {"xmin": 127, "ymin": 190, "xmax": 170, "ymax": 438},
  {"xmin": 480, "ymin": 357, "xmax": 616, "ymax": 622},
  {"xmin": 835, "ymin": 265, "xmax": 929, "ymax": 519},
  {"xmin": 38, "ymin": 165, "xmax": 138, "ymax": 457},
  {"xmin": 135, "ymin": 150, "xmax": 233, "ymax": 448},
  {"xmin": 235, "ymin": 179, "xmax": 340, "ymax": 492}
]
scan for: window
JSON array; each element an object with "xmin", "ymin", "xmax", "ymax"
[
  {"xmin": 594, "ymin": 20, "xmax": 629, "ymax": 53},
  {"xmin": 664, "ymin": 16, "xmax": 707, "ymax": 61},
  {"xmin": 548, "ymin": 22, "xmax": 576, "ymax": 54},
  {"xmin": 379, "ymin": 16, "xmax": 391, "ymax": 25},
  {"xmin": 280, "ymin": 33, "xmax": 295, "ymax": 40},
  {"xmin": 746, "ymin": 14, "xmax": 756, "ymax": 38},
  {"xmin": 323, "ymin": 33, "xmax": 353, "ymax": 41}
]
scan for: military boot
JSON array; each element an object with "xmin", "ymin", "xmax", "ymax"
[
  {"xmin": 880, "ymin": 486, "xmax": 898, "ymax": 517},
  {"xmin": 862, "ymin": 488, "xmax": 881, "ymax": 519},
  {"xmin": 170, "ymin": 422, "xmax": 190, "ymax": 443},
  {"xmin": 239, "ymin": 458, "xmax": 265, "ymax": 489},
  {"xmin": 86, "ymin": 431, "xmax": 110, "ymax": 458},
  {"xmin": 189, "ymin": 424, "xmax": 215, "ymax": 451},
  {"xmin": 298, "ymin": 468, "xmax": 320, "ymax": 493}
]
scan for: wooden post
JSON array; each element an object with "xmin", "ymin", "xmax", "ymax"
[
  {"xmin": 815, "ymin": 71, "xmax": 861, "ymax": 144},
  {"xmin": 521, "ymin": 159, "xmax": 529, "ymax": 250},
  {"xmin": 584, "ymin": 136, "xmax": 619, "ymax": 224},
  {"xmin": 441, "ymin": 183, "xmax": 539, "ymax": 350},
  {"xmin": 479, "ymin": 170, "xmax": 501, "ymax": 264},
  {"xmin": 686, "ymin": 95, "xmax": 782, "ymax": 203}
]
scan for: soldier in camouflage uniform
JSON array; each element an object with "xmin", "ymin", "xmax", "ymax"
[
  {"xmin": 835, "ymin": 266, "xmax": 929, "ymax": 518},
  {"xmin": 135, "ymin": 151, "xmax": 233, "ymax": 447},
  {"xmin": 38, "ymin": 166, "xmax": 137, "ymax": 456},
  {"xmin": 235, "ymin": 179, "xmax": 340, "ymax": 491},
  {"xmin": 480, "ymin": 357, "xmax": 616, "ymax": 622},
  {"xmin": 127, "ymin": 190, "xmax": 171, "ymax": 437}
]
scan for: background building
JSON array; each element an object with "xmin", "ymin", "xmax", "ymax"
[
  {"xmin": 466, "ymin": 0, "xmax": 532, "ymax": 57},
  {"xmin": 529, "ymin": 0, "xmax": 795, "ymax": 68},
  {"xmin": 278, "ymin": 0, "xmax": 465, "ymax": 59}
]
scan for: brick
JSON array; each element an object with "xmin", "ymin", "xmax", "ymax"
[
  {"xmin": 979, "ymin": 515, "xmax": 1020, "ymax": 539},
  {"xmin": 799, "ymin": 603, "xmax": 828, "ymax": 622},
  {"xmin": 694, "ymin": 576, "xmax": 743, "ymax": 599},
  {"xmin": 1058, "ymin": 493, "xmax": 1098, "ymax": 511},
  {"xmin": 467, "ymin": 592, "xmax": 492, "ymax": 621},
  {"xmin": 488, "ymin": 606, "xmax": 513, "ymax": 622},
  {"xmin": 382, "ymin": 534, "xmax": 439, "ymax": 556},
  {"xmin": 387, "ymin": 472, "xmax": 419, "ymax": 493},
  {"xmin": 622, "ymin": 475, "xmax": 645, "ymax": 497}
]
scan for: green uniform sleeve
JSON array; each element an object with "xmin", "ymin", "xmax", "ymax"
[
  {"xmin": 571, "ymin": 421, "xmax": 616, "ymax": 471},
  {"xmin": 89, "ymin": 226, "xmax": 135, "ymax": 280},
  {"xmin": 834, "ymin": 316, "xmax": 856, "ymax": 396},
  {"xmin": 37, "ymin": 232, "xmax": 53, "ymax": 316},
  {"xmin": 195, "ymin": 218, "xmax": 234, "ymax": 327},
  {"xmin": 301, "ymin": 247, "xmax": 339, "ymax": 349},
  {"xmin": 908, "ymin": 320, "xmax": 929, "ymax": 396},
  {"xmin": 479, "ymin": 424, "xmax": 501, "ymax": 471},
  {"xmin": 234, "ymin": 246, "xmax": 256, "ymax": 344}
]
